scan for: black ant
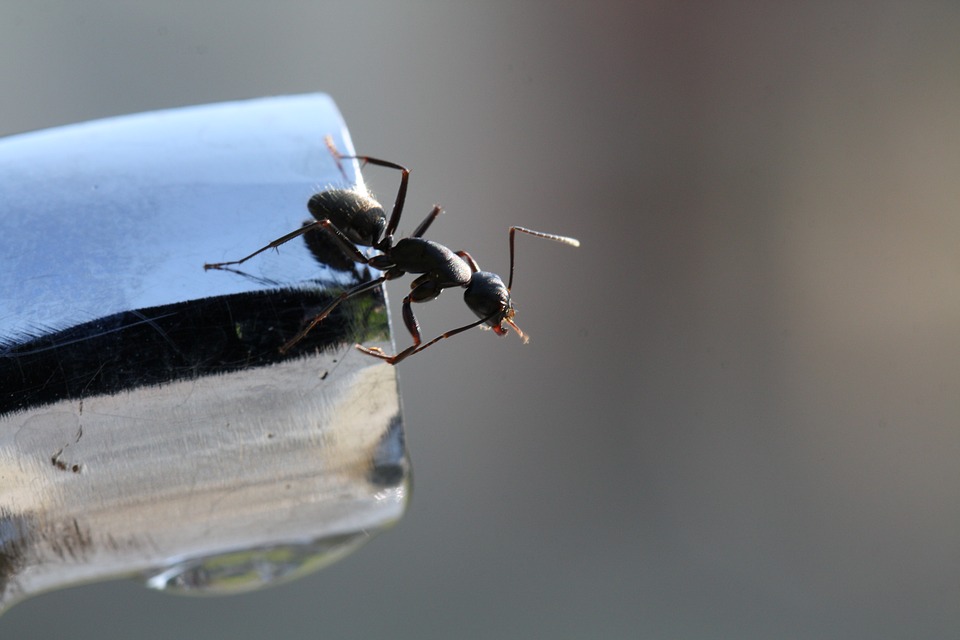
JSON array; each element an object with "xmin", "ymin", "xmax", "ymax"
[{"xmin": 204, "ymin": 140, "xmax": 580, "ymax": 365}]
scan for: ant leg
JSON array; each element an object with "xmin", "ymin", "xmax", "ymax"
[
  {"xmin": 205, "ymin": 219, "xmax": 371, "ymax": 271},
  {"xmin": 412, "ymin": 205, "xmax": 442, "ymax": 238},
  {"xmin": 314, "ymin": 219, "xmax": 374, "ymax": 264},
  {"xmin": 357, "ymin": 283, "xmax": 495, "ymax": 364},
  {"xmin": 355, "ymin": 294, "xmax": 416, "ymax": 362},
  {"xmin": 506, "ymin": 226, "xmax": 581, "ymax": 289},
  {"xmin": 400, "ymin": 295, "xmax": 423, "ymax": 347},
  {"xmin": 454, "ymin": 250, "xmax": 480, "ymax": 273},
  {"xmin": 357, "ymin": 315, "xmax": 492, "ymax": 365},
  {"xmin": 355, "ymin": 280, "xmax": 435, "ymax": 362},
  {"xmin": 205, "ymin": 220, "xmax": 328, "ymax": 270},
  {"xmin": 279, "ymin": 274, "xmax": 389, "ymax": 354},
  {"xmin": 335, "ymin": 153, "xmax": 411, "ymax": 239},
  {"xmin": 356, "ymin": 292, "xmax": 422, "ymax": 355}
]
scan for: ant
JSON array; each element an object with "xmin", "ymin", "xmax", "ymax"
[{"xmin": 204, "ymin": 139, "xmax": 580, "ymax": 365}]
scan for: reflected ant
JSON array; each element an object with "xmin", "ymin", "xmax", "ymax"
[{"xmin": 205, "ymin": 139, "xmax": 580, "ymax": 364}]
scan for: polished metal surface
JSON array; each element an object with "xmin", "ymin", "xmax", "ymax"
[{"xmin": 0, "ymin": 95, "xmax": 407, "ymax": 613}]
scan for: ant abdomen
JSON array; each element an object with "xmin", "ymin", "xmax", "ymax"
[{"xmin": 307, "ymin": 189, "xmax": 386, "ymax": 248}]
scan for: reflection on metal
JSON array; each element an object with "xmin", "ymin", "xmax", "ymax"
[
  {"xmin": 0, "ymin": 95, "xmax": 408, "ymax": 614},
  {"xmin": 144, "ymin": 530, "xmax": 374, "ymax": 595}
]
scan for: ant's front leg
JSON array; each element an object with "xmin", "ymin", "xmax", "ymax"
[
  {"xmin": 358, "ymin": 314, "xmax": 493, "ymax": 365},
  {"xmin": 356, "ymin": 281, "xmax": 496, "ymax": 365},
  {"xmin": 356, "ymin": 292, "xmax": 424, "ymax": 364},
  {"xmin": 356, "ymin": 276, "xmax": 443, "ymax": 363}
]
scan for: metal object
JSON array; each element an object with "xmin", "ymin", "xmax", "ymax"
[{"xmin": 0, "ymin": 95, "xmax": 408, "ymax": 614}]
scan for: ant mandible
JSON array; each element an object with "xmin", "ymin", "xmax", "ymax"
[{"xmin": 204, "ymin": 138, "xmax": 580, "ymax": 365}]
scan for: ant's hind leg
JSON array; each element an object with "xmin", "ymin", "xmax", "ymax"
[
  {"xmin": 204, "ymin": 221, "xmax": 326, "ymax": 270},
  {"xmin": 315, "ymin": 219, "xmax": 373, "ymax": 264},
  {"xmin": 205, "ymin": 218, "xmax": 371, "ymax": 271},
  {"xmin": 334, "ymin": 152, "xmax": 411, "ymax": 240}
]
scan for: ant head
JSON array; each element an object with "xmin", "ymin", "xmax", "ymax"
[{"xmin": 464, "ymin": 271, "xmax": 527, "ymax": 342}]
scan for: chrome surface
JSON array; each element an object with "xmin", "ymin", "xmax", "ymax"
[{"xmin": 0, "ymin": 95, "xmax": 407, "ymax": 613}]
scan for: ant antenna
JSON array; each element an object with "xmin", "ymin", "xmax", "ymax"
[{"xmin": 507, "ymin": 226, "xmax": 581, "ymax": 290}]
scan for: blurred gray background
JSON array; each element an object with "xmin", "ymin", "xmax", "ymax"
[{"xmin": 2, "ymin": 1, "xmax": 959, "ymax": 638}]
